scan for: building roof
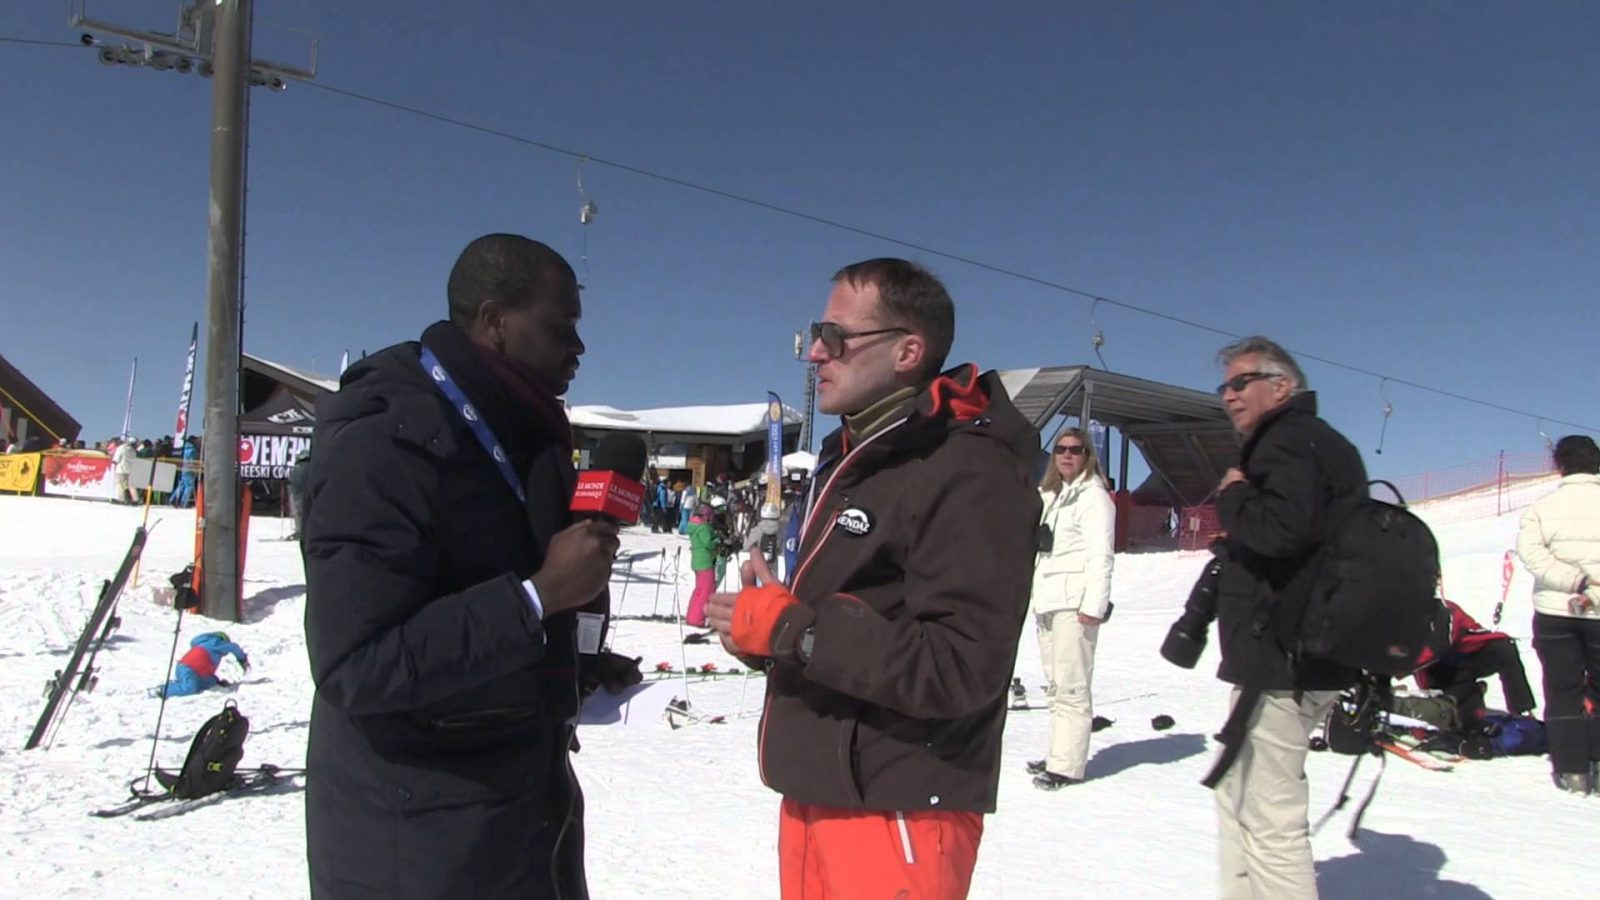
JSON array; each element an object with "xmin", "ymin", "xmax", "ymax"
[
  {"xmin": 998, "ymin": 366, "xmax": 1238, "ymax": 506},
  {"xmin": 570, "ymin": 402, "xmax": 802, "ymax": 443},
  {"xmin": 0, "ymin": 354, "xmax": 81, "ymax": 442},
  {"xmin": 241, "ymin": 353, "xmax": 339, "ymax": 396}
]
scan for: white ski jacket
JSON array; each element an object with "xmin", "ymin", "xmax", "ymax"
[
  {"xmin": 1029, "ymin": 474, "xmax": 1115, "ymax": 619},
  {"xmin": 1516, "ymin": 473, "xmax": 1600, "ymax": 620}
]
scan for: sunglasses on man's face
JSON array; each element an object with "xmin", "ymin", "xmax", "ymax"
[
  {"xmin": 809, "ymin": 321, "xmax": 910, "ymax": 360},
  {"xmin": 1054, "ymin": 445, "xmax": 1088, "ymax": 456},
  {"xmin": 1215, "ymin": 372, "xmax": 1282, "ymax": 397}
]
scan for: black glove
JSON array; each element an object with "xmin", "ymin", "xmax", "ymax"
[{"xmin": 580, "ymin": 652, "xmax": 644, "ymax": 697}]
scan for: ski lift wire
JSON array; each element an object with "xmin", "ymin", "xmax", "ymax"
[{"xmin": 1, "ymin": 39, "xmax": 1593, "ymax": 436}]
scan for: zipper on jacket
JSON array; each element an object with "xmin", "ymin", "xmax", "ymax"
[
  {"xmin": 550, "ymin": 625, "xmax": 583, "ymax": 900},
  {"xmin": 759, "ymin": 418, "xmax": 906, "ymax": 787}
]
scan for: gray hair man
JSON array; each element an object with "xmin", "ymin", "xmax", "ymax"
[{"xmin": 1207, "ymin": 336, "xmax": 1367, "ymax": 900}]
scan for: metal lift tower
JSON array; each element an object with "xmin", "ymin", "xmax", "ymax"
[{"xmin": 71, "ymin": 1, "xmax": 316, "ymax": 621}]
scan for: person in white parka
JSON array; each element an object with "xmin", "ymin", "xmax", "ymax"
[
  {"xmin": 1515, "ymin": 434, "xmax": 1600, "ymax": 796},
  {"xmin": 1026, "ymin": 427, "xmax": 1115, "ymax": 789}
]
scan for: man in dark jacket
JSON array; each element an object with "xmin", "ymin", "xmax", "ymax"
[
  {"xmin": 707, "ymin": 259, "xmax": 1040, "ymax": 900},
  {"xmin": 1208, "ymin": 336, "xmax": 1365, "ymax": 900},
  {"xmin": 287, "ymin": 449, "xmax": 311, "ymax": 540},
  {"xmin": 302, "ymin": 234, "xmax": 627, "ymax": 899}
]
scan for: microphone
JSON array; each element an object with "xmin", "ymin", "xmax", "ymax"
[{"xmin": 571, "ymin": 432, "xmax": 648, "ymax": 525}]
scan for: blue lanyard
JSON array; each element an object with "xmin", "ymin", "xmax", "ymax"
[{"xmin": 419, "ymin": 346, "xmax": 526, "ymax": 505}]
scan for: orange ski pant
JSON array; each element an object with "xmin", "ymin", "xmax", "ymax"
[{"xmin": 778, "ymin": 798, "xmax": 984, "ymax": 900}]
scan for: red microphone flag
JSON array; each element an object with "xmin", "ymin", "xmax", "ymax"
[{"xmin": 570, "ymin": 470, "xmax": 645, "ymax": 525}]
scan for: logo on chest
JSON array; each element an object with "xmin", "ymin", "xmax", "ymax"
[{"xmin": 833, "ymin": 507, "xmax": 875, "ymax": 538}]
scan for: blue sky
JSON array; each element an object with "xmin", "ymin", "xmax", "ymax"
[{"xmin": 3, "ymin": 1, "xmax": 1596, "ymax": 483}]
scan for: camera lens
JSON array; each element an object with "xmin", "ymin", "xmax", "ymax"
[{"xmin": 1161, "ymin": 556, "xmax": 1225, "ymax": 669}]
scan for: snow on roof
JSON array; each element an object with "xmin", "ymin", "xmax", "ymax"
[
  {"xmin": 781, "ymin": 451, "xmax": 817, "ymax": 471},
  {"xmin": 242, "ymin": 353, "xmax": 339, "ymax": 394},
  {"xmin": 570, "ymin": 402, "xmax": 802, "ymax": 437}
]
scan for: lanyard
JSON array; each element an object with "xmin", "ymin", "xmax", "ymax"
[{"xmin": 419, "ymin": 346, "xmax": 526, "ymax": 505}]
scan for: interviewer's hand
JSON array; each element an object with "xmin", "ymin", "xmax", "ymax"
[
  {"xmin": 708, "ymin": 553, "xmax": 778, "ymax": 655},
  {"xmin": 533, "ymin": 519, "xmax": 620, "ymax": 616}
]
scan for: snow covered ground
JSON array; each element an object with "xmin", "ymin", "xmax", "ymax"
[{"xmin": 2, "ymin": 483, "xmax": 1596, "ymax": 899}]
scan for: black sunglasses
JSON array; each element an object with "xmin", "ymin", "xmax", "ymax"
[
  {"xmin": 1054, "ymin": 444, "xmax": 1088, "ymax": 456},
  {"xmin": 1215, "ymin": 372, "xmax": 1282, "ymax": 396},
  {"xmin": 809, "ymin": 321, "xmax": 909, "ymax": 360}
]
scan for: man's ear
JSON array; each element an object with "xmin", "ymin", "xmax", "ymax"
[
  {"xmin": 475, "ymin": 299, "xmax": 507, "ymax": 352},
  {"xmin": 894, "ymin": 333, "xmax": 927, "ymax": 378}
]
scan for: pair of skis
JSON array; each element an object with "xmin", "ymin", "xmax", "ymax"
[
  {"xmin": 645, "ymin": 662, "xmax": 761, "ymax": 681},
  {"xmin": 1377, "ymin": 730, "xmax": 1464, "ymax": 771},
  {"xmin": 91, "ymin": 765, "xmax": 305, "ymax": 821},
  {"xmin": 25, "ymin": 526, "xmax": 151, "ymax": 751}
]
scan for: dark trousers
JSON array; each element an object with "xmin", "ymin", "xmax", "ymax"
[
  {"xmin": 1532, "ymin": 613, "xmax": 1600, "ymax": 774},
  {"xmin": 1428, "ymin": 640, "xmax": 1538, "ymax": 725}
]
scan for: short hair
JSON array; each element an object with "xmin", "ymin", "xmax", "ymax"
[
  {"xmin": 447, "ymin": 234, "xmax": 575, "ymax": 327},
  {"xmin": 1217, "ymin": 335, "xmax": 1309, "ymax": 391},
  {"xmin": 832, "ymin": 258, "xmax": 955, "ymax": 379},
  {"xmin": 1554, "ymin": 435, "xmax": 1600, "ymax": 476}
]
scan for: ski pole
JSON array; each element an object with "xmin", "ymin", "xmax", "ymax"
[
  {"xmin": 143, "ymin": 603, "xmax": 187, "ymax": 794},
  {"xmin": 131, "ymin": 479, "xmax": 156, "ymax": 588},
  {"xmin": 673, "ymin": 579, "xmax": 693, "ymax": 715},
  {"xmin": 614, "ymin": 555, "xmax": 636, "ymax": 619},
  {"xmin": 651, "ymin": 551, "xmax": 666, "ymax": 619},
  {"xmin": 667, "ymin": 546, "xmax": 683, "ymax": 622}
]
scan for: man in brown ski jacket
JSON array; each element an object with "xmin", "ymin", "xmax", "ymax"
[{"xmin": 709, "ymin": 258, "xmax": 1041, "ymax": 899}]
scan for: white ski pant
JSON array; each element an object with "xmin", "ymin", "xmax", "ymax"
[
  {"xmin": 1215, "ymin": 687, "xmax": 1339, "ymax": 900},
  {"xmin": 1036, "ymin": 610, "xmax": 1099, "ymax": 780}
]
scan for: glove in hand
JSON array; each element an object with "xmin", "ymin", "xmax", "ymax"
[{"xmin": 581, "ymin": 652, "xmax": 644, "ymax": 696}]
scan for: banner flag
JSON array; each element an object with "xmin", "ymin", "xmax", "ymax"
[
  {"xmin": 121, "ymin": 357, "xmax": 138, "ymax": 439},
  {"xmin": 174, "ymin": 323, "xmax": 198, "ymax": 438}
]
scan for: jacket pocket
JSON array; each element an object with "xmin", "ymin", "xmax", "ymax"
[
  {"xmin": 841, "ymin": 719, "xmax": 867, "ymax": 806},
  {"xmin": 1031, "ymin": 570, "xmax": 1083, "ymax": 612}
]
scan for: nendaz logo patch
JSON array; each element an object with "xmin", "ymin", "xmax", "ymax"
[{"xmin": 834, "ymin": 507, "xmax": 874, "ymax": 538}]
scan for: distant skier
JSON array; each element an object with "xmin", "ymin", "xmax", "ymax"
[
  {"xmin": 152, "ymin": 632, "xmax": 250, "ymax": 698},
  {"xmin": 685, "ymin": 506, "xmax": 717, "ymax": 627},
  {"xmin": 170, "ymin": 437, "xmax": 199, "ymax": 508}
]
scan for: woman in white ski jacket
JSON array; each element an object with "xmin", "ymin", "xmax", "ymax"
[
  {"xmin": 1515, "ymin": 434, "xmax": 1600, "ymax": 795},
  {"xmin": 1026, "ymin": 427, "xmax": 1115, "ymax": 789}
]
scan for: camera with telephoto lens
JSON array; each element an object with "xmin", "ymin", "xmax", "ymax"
[{"xmin": 1160, "ymin": 540, "xmax": 1228, "ymax": 669}]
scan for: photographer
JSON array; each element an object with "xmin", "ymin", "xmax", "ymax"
[{"xmin": 1162, "ymin": 336, "xmax": 1365, "ymax": 900}]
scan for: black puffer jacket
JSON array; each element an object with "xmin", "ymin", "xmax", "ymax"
[
  {"xmin": 302, "ymin": 322, "xmax": 598, "ymax": 900},
  {"xmin": 1214, "ymin": 392, "xmax": 1367, "ymax": 691}
]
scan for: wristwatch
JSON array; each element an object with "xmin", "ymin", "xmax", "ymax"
[{"xmin": 798, "ymin": 627, "xmax": 815, "ymax": 664}]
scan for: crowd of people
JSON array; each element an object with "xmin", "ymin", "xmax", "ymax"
[
  {"xmin": 3, "ymin": 431, "xmax": 201, "ymax": 506},
  {"xmin": 138, "ymin": 229, "xmax": 1584, "ymax": 900}
]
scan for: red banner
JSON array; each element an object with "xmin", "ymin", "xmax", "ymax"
[{"xmin": 41, "ymin": 452, "xmax": 117, "ymax": 500}]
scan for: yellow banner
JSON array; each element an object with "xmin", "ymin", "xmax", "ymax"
[{"xmin": 0, "ymin": 452, "xmax": 42, "ymax": 492}]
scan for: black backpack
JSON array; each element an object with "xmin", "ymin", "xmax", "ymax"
[
  {"xmin": 1204, "ymin": 482, "xmax": 1448, "ymax": 793},
  {"xmin": 1285, "ymin": 480, "xmax": 1448, "ymax": 677},
  {"xmin": 168, "ymin": 565, "xmax": 199, "ymax": 613},
  {"xmin": 154, "ymin": 702, "xmax": 249, "ymax": 799}
]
